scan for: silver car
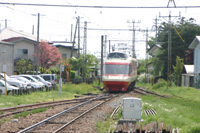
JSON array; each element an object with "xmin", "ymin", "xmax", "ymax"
[
  {"xmin": 0, "ymin": 79, "xmax": 19, "ymax": 95},
  {"xmin": 31, "ymin": 75, "xmax": 52, "ymax": 89},
  {"xmin": 15, "ymin": 75, "xmax": 45, "ymax": 89},
  {"xmin": 10, "ymin": 76, "xmax": 36, "ymax": 89},
  {"xmin": 0, "ymin": 73, "xmax": 26, "ymax": 89}
]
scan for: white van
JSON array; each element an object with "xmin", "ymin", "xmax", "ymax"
[
  {"xmin": 40, "ymin": 74, "xmax": 57, "ymax": 87},
  {"xmin": 31, "ymin": 75, "xmax": 52, "ymax": 89}
]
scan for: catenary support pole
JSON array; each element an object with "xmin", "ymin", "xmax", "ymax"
[{"xmin": 101, "ymin": 35, "xmax": 104, "ymax": 82}]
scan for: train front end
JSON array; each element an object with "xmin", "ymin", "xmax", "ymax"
[{"xmin": 102, "ymin": 52, "xmax": 136, "ymax": 92}]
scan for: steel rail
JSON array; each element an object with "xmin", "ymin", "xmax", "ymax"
[
  {"xmin": 0, "ymin": 96, "xmax": 94, "ymax": 112},
  {"xmin": 53, "ymin": 95, "xmax": 116, "ymax": 133},
  {"xmin": 18, "ymin": 95, "xmax": 109, "ymax": 133},
  {"xmin": 0, "ymin": 100, "xmax": 87, "ymax": 119},
  {"xmin": 134, "ymin": 87, "xmax": 169, "ymax": 98}
]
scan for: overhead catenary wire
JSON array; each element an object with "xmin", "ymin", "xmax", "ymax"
[{"xmin": 0, "ymin": 2, "xmax": 200, "ymax": 8}]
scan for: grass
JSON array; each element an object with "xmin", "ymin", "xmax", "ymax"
[
  {"xmin": 97, "ymin": 81, "xmax": 200, "ymax": 133},
  {"xmin": 0, "ymin": 81, "xmax": 102, "ymax": 109},
  {"xmin": 12, "ymin": 107, "xmax": 49, "ymax": 119},
  {"xmin": 137, "ymin": 81, "xmax": 200, "ymax": 133}
]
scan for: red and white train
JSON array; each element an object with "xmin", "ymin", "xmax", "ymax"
[{"xmin": 102, "ymin": 52, "xmax": 137, "ymax": 91}]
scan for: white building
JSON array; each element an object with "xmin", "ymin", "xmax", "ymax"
[
  {"xmin": 112, "ymin": 43, "xmax": 132, "ymax": 57},
  {"xmin": 189, "ymin": 36, "xmax": 200, "ymax": 88},
  {"xmin": 0, "ymin": 41, "xmax": 14, "ymax": 76}
]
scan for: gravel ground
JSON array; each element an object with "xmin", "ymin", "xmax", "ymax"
[{"xmin": 0, "ymin": 91, "xmax": 140, "ymax": 133}]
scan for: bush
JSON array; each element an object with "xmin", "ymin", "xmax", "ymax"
[
  {"xmin": 70, "ymin": 71, "xmax": 76, "ymax": 79},
  {"xmin": 27, "ymin": 71, "xmax": 36, "ymax": 75},
  {"xmin": 75, "ymin": 76, "xmax": 82, "ymax": 79},
  {"xmin": 137, "ymin": 65, "xmax": 146, "ymax": 75},
  {"xmin": 152, "ymin": 79, "xmax": 167, "ymax": 90},
  {"xmin": 137, "ymin": 73, "xmax": 154, "ymax": 83}
]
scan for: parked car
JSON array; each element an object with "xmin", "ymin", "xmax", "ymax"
[
  {"xmin": 0, "ymin": 79, "xmax": 19, "ymax": 95},
  {"xmin": 0, "ymin": 73, "xmax": 26, "ymax": 89},
  {"xmin": 31, "ymin": 75, "xmax": 52, "ymax": 89},
  {"xmin": 10, "ymin": 76, "xmax": 38, "ymax": 89},
  {"xmin": 40, "ymin": 74, "xmax": 57, "ymax": 87},
  {"xmin": 13, "ymin": 75, "xmax": 45, "ymax": 89}
]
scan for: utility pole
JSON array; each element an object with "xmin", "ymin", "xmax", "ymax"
[
  {"xmin": 4, "ymin": 19, "xmax": 7, "ymax": 28},
  {"xmin": 1, "ymin": 19, "xmax": 10, "ymax": 28},
  {"xmin": 32, "ymin": 25, "xmax": 34, "ymax": 35},
  {"xmin": 36, "ymin": 13, "xmax": 40, "ymax": 75},
  {"xmin": 109, "ymin": 40, "xmax": 110, "ymax": 53},
  {"xmin": 101, "ymin": 35, "xmax": 104, "ymax": 82},
  {"xmin": 71, "ymin": 24, "xmax": 73, "ymax": 42},
  {"xmin": 32, "ymin": 13, "xmax": 45, "ymax": 75},
  {"xmin": 153, "ymin": 16, "xmax": 160, "ymax": 43},
  {"xmin": 78, "ymin": 16, "xmax": 80, "ymax": 76},
  {"xmin": 104, "ymin": 35, "xmax": 107, "ymax": 58},
  {"xmin": 82, "ymin": 21, "xmax": 87, "ymax": 79},
  {"xmin": 127, "ymin": 20, "xmax": 140, "ymax": 58},
  {"xmin": 160, "ymin": 11, "xmax": 180, "ymax": 88},
  {"xmin": 146, "ymin": 28, "xmax": 148, "ymax": 83},
  {"xmin": 71, "ymin": 18, "xmax": 78, "ymax": 58}
]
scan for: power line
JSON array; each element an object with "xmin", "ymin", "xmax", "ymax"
[{"xmin": 0, "ymin": 2, "xmax": 200, "ymax": 8}]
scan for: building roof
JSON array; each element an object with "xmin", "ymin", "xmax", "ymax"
[
  {"xmin": 184, "ymin": 65, "xmax": 194, "ymax": 73},
  {"xmin": 188, "ymin": 36, "xmax": 200, "ymax": 49},
  {"xmin": 0, "ymin": 27, "xmax": 48, "ymax": 42},
  {"xmin": 182, "ymin": 73, "xmax": 194, "ymax": 76},
  {"xmin": 52, "ymin": 42, "xmax": 78, "ymax": 50},
  {"xmin": 147, "ymin": 42, "xmax": 163, "ymax": 53},
  {"xmin": 2, "ymin": 37, "xmax": 37, "ymax": 44},
  {"xmin": 0, "ymin": 41, "xmax": 14, "ymax": 46}
]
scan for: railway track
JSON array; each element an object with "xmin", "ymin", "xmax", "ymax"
[
  {"xmin": 0, "ymin": 96, "xmax": 94, "ymax": 119},
  {"xmin": 18, "ymin": 94, "xmax": 117, "ymax": 133},
  {"xmin": 133, "ymin": 87, "xmax": 169, "ymax": 98}
]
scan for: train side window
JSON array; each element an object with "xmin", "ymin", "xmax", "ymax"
[
  {"xmin": 129, "ymin": 65, "xmax": 132, "ymax": 75},
  {"xmin": 132, "ymin": 61, "xmax": 134, "ymax": 71}
]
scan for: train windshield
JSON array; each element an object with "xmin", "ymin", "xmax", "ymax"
[{"xmin": 104, "ymin": 64, "xmax": 131, "ymax": 75}]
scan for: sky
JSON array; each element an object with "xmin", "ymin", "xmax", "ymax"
[{"xmin": 0, "ymin": 0, "xmax": 200, "ymax": 59}]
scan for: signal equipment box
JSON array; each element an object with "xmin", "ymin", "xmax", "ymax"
[{"xmin": 122, "ymin": 97, "xmax": 142, "ymax": 120}]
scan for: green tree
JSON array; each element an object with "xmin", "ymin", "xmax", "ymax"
[
  {"xmin": 69, "ymin": 54, "xmax": 99, "ymax": 77},
  {"xmin": 173, "ymin": 56, "xmax": 184, "ymax": 86},
  {"xmin": 155, "ymin": 17, "xmax": 200, "ymax": 79},
  {"xmin": 148, "ymin": 36, "xmax": 156, "ymax": 48},
  {"xmin": 15, "ymin": 58, "xmax": 33, "ymax": 74},
  {"xmin": 137, "ymin": 65, "xmax": 146, "ymax": 75},
  {"xmin": 152, "ymin": 49, "xmax": 165, "ymax": 76}
]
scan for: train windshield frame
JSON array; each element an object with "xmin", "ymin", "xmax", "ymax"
[{"xmin": 104, "ymin": 64, "xmax": 131, "ymax": 75}]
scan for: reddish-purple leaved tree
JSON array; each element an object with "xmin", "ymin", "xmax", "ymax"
[{"xmin": 34, "ymin": 41, "xmax": 62, "ymax": 73}]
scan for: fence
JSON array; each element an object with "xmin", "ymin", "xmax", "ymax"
[
  {"xmin": 10, "ymin": 86, "xmax": 54, "ymax": 96},
  {"xmin": 57, "ymin": 78, "xmax": 94, "ymax": 84}
]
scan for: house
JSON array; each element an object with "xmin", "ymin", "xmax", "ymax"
[
  {"xmin": 2, "ymin": 37, "xmax": 37, "ymax": 64},
  {"xmin": 188, "ymin": 36, "xmax": 200, "ymax": 88},
  {"xmin": 0, "ymin": 27, "xmax": 48, "ymax": 66},
  {"xmin": 52, "ymin": 41, "xmax": 79, "ymax": 59},
  {"xmin": 146, "ymin": 42, "xmax": 163, "ymax": 73},
  {"xmin": 0, "ymin": 27, "xmax": 47, "ymax": 42},
  {"xmin": 147, "ymin": 43, "xmax": 162, "ymax": 57},
  {"xmin": 181, "ymin": 65, "xmax": 194, "ymax": 87},
  {"xmin": 0, "ymin": 41, "xmax": 14, "ymax": 76}
]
